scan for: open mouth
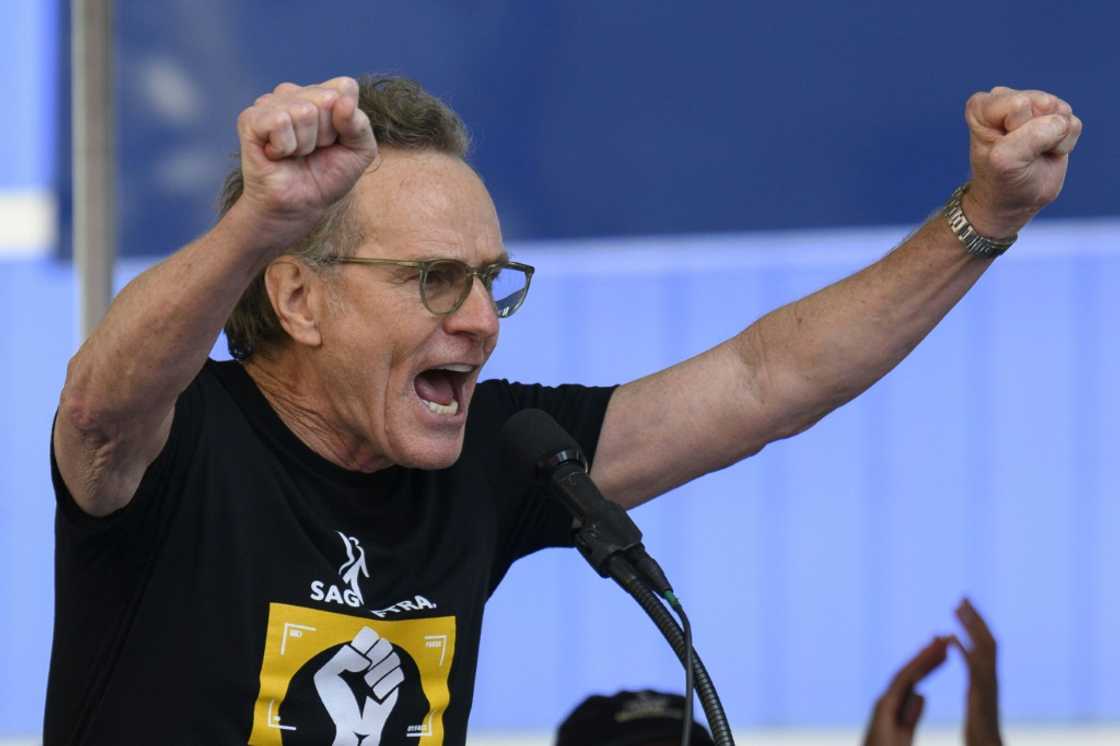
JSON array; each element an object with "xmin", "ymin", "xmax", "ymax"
[{"xmin": 413, "ymin": 364, "xmax": 475, "ymax": 417}]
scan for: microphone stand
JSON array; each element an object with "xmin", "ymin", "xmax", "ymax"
[
  {"xmin": 504, "ymin": 411, "xmax": 735, "ymax": 746},
  {"xmin": 569, "ymin": 501, "xmax": 736, "ymax": 746}
]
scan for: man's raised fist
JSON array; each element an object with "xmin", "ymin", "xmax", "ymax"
[
  {"xmin": 234, "ymin": 76, "xmax": 379, "ymax": 230},
  {"xmin": 964, "ymin": 86, "xmax": 1082, "ymax": 238}
]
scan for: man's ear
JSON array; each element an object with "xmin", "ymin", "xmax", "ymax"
[{"xmin": 264, "ymin": 258, "xmax": 325, "ymax": 349}]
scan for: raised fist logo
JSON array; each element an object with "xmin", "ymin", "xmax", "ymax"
[{"xmin": 313, "ymin": 627, "xmax": 405, "ymax": 746}]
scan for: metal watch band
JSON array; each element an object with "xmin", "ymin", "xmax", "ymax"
[{"xmin": 942, "ymin": 183, "xmax": 1017, "ymax": 258}]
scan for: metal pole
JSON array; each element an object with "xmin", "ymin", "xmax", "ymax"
[{"xmin": 72, "ymin": 0, "xmax": 115, "ymax": 341}]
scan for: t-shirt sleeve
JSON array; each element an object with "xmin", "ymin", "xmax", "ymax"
[{"xmin": 470, "ymin": 378, "xmax": 617, "ymax": 592}]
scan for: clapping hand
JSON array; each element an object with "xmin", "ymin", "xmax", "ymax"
[
  {"xmin": 863, "ymin": 599, "xmax": 1004, "ymax": 746},
  {"xmin": 951, "ymin": 599, "xmax": 1002, "ymax": 746},
  {"xmin": 863, "ymin": 636, "xmax": 952, "ymax": 746}
]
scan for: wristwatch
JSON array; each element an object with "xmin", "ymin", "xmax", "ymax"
[{"xmin": 942, "ymin": 183, "xmax": 1017, "ymax": 258}]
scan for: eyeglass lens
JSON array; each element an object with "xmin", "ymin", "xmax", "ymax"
[{"xmin": 421, "ymin": 260, "xmax": 529, "ymax": 317}]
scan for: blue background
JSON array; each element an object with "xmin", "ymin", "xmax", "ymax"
[
  {"xmin": 56, "ymin": 0, "xmax": 1120, "ymax": 255},
  {"xmin": 3, "ymin": 0, "xmax": 1119, "ymax": 738}
]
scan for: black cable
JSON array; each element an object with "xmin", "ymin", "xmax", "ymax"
[
  {"xmin": 607, "ymin": 556, "xmax": 735, "ymax": 746},
  {"xmin": 665, "ymin": 591, "xmax": 694, "ymax": 746}
]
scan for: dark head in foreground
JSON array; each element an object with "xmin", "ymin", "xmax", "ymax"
[{"xmin": 557, "ymin": 690, "xmax": 715, "ymax": 746}]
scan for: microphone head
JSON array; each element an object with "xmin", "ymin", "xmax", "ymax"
[{"xmin": 500, "ymin": 408, "xmax": 585, "ymax": 483}]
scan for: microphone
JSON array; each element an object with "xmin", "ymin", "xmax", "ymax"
[{"xmin": 500, "ymin": 408, "xmax": 671, "ymax": 593}]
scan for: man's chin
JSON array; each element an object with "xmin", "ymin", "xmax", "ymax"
[
  {"xmin": 393, "ymin": 436, "xmax": 465, "ymax": 471},
  {"xmin": 386, "ymin": 400, "xmax": 471, "ymax": 469}
]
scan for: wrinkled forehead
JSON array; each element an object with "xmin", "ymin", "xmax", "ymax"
[{"xmin": 350, "ymin": 149, "xmax": 506, "ymax": 264}]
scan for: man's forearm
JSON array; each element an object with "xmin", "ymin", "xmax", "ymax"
[
  {"xmin": 592, "ymin": 87, "xmax": 1079, "ymax": 510},
  {"xmin": 59, "ymin": 202, "xmax": 280, "ymax": 437},
  {"xmin": 55, "ymin": 78, "xmax": 377, "ymax": 514},
  {"xmin": 736, "ymin": 211, "xmax": 991, "ymax": 442}
]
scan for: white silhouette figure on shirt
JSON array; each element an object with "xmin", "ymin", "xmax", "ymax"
[{"xmin": 337, "ymin": 532, "xmax": 369, "ymax": 606}]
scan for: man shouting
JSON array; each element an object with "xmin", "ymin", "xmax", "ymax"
[{"xmin": 48, "ymin": 75, "xmax": 1080, "ymax": 744}]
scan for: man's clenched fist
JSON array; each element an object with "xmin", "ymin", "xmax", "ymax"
[
  {"xmin": 964, "ymin": 86, "xmax": 1083, "ymax": 238},
  {"xmin": 235, "ymin": 76, "xmax": 379, "ymax": 232}
]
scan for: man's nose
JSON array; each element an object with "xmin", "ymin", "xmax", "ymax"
[{"xmin": 444, "ymin": 276, "xmax": 499, "ymax": 338}]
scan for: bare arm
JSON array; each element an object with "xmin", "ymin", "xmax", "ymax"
[
  {"xmin": 592, "ymin": 86, "xmax": 1083, "ymax": 508},
  {"xmin": 56, "ymin": 210, "xmax": 275, "ymax": 515},
  {"xmin": 54, "ymin": 78, "xmax": 378, "ymax": 516}
]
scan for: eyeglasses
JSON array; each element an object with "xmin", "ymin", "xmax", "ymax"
[{"xmin": 326, "ymin": 256, "xmax": 535, "ymax": 318}]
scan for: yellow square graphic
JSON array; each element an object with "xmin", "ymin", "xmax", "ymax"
[{"xmin": 249, "ymin": 602, "xmax": 456, "ymax": 745}]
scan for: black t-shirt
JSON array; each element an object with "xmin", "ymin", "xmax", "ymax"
[{"xmin": 45, "ymin": 360, "xmax": 615, "ymax": 745}]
